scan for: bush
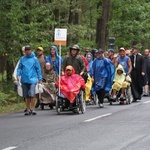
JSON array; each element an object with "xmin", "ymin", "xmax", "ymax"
[
  {"xmin": 0, "ymin": 92, "xmax": 10, "ymax": 106},
  {"xmin": 0, "ymin": 80, "xmax": 19, "ymax": 106}
]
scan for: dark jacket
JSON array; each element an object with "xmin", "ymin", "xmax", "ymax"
[{"xmin": 63, "ymin": 55, "xmax": 85, "ymax": 75}]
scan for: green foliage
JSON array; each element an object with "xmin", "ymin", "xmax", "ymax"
[
  {"xmin": 109, "ymin": 0, "xmax": 150, "ymax": 50},
  {"xmin": 0, "ymin": 0, "xmax": 149, "ymax": 77},
  {"xmin": 0, "ymin": 0, "xmax": 98, "ymax": 58},
  {"xmin": 0, "ymin": 80, "xmax": 18, "ymax": 106},
  {"xmin": 0, "ymin": 92, "xmax": 9, "ymax": 106},
  {"xmin": 0, "ymin": 90, "xmax": 18, "ymax": 106}
]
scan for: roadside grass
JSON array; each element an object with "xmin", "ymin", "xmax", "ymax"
[
  {"xmin": 0, "ymin": 101, "xmax": 25, "ymax": 114},
  {"xmin": 0, "ymin": 79, "xmax": 25, "ymax": 114},
  {"xmin": 0, "ymin": 91, "xmax": 25, "ymax": 114}
]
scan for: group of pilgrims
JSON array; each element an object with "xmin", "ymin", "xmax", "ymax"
[{"xmin": 14, "ymin": 44, "xmax": 150, "ymax": 115}]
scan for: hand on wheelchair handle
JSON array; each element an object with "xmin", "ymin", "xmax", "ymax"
[{"xmin": 126, "ymin": 73, "xmax": 131, "ymax": 76}]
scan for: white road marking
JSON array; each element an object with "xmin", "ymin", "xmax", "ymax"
[
  {"xmin": 2, "ymin": 146, "xmax": 17, "ymax": 150},
  {"xmin": 84, "ymin": 113, "xmax": 112, "ymax": 122},
  {"xmin": 143, "ymin": 101, "xmax": 150, "ymax": 104}
]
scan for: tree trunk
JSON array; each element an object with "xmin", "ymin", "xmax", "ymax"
[
  {"xmin": 6, "ymin": 58, "xmax": 13, "ymax": 81},
  {"xmin": 68, "ymin": 0, "xmax": 81, "ymax": 45},
  {"xmin": 96, "ymin": 0, "xmax": 111, "ymax": 50},
  {"xmin": 68, "ymin": 0, "xmax": 74, "ymax": 24}
]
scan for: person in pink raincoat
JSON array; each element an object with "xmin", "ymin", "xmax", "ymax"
[{"xmin": 56, "ymin": 65, "xmax": 86, "ymax": 106}]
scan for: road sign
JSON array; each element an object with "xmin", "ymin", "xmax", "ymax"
[{"xmin": 54, "ymin": 28, "xmax": 67, "ymax": 46}]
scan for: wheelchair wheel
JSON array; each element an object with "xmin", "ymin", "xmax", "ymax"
[
  {"xmin": 126, "ymin": 87, "xmax": 132, "ymax": 104},
  {"xmin": 57, "ymin": 107, "xmax": 61, "ymax": 115},
  {"xmin": 41, "ymin": 103, "xmax": 44, "ymax": 110},
  {"xmin": 76, "ymin": 107, "xmax": 80, "ymax": 114},
  {"xmin": 49, "ymin": 104, "xmax": 53, "ymax": 109},
  {"xmin": 56, "ymin": 96, "xmax": 61, "ymax": 114},
  {"xmin": 80, "ymin": 91, "xmax": 86, "ymax": 114},
  {"xmin": 110, "ymin": 101, "xmax": 112, "ymax": 105}
]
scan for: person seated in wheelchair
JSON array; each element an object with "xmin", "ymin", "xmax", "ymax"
[
  {"xmin": 111, "ymin": 64, "xmax": 131, "ymax": 100},
  {"xmin": 56, "ymin": 65, "xmax": 86, "ymax": 108},
  {"xmin": 35, "ymin": 62, "xmax": 58, "ymax": 109}
]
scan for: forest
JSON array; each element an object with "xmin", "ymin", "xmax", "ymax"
[{"xmin": 0, "ymin": 0, "xmax": 150, "ymax": 82}]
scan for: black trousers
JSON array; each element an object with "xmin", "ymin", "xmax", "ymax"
[
  {"xmin": 96, "ymin": 89, "xmax": 105, "ymax": 104},
  {"xmin": 131, "ymin": 70, "xmax": 143, "ymax": 100}
]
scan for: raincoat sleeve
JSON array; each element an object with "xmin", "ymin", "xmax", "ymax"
[
  {"xmin": 45, "ymin": 55, "xmax": 51, "ymax": 63},
  {"xmin": 17, "ymin": 58, "xmax": 23, "ymax": 77},
  {"xmin": 35, "ymin": 58, "xmax": 42, "ymax": 82},
  {"xmin": 104, "ymin": 58, "xmax": 115, "ymax": 92},
  {"xmin": 79, "ymin": 57, "xmax": 86, "ymax": 73},
  {"xmin": 62, "ymin": 57, "xmax": 68, "ymax": 72}
]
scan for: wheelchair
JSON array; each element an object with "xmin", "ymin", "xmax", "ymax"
[
  {"xmin": 109, "ymin": 86, "xmax": 133, "ymax": 105},
  {"xmin": 89, "ymin": 90, "xmax": 98, "ymax": 105},
  {"xmin": 56, "ymin": 90, "xmax": 86, "ymax": 115}
]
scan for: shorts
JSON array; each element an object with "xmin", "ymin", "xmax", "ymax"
[
  {"xmin": 22, "ymin": 83, "xmax": 36, "ymax": 98},
  {"xmin": 143, "ymin": 74, "xmax": 149, "ymax": 86}
]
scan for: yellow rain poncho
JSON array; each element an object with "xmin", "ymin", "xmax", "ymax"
[
  {"xmin": 85, "ymin": 74, "xmax": 92, "ymax": 101},
  {"xmin": 112, "ymin": 64, "xmax": 131, "ymax": 91}
]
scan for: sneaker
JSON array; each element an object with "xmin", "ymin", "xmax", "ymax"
[
  {"xmin": 99, "ymin": 103, "xmax": 104, "ymax": 108},
  {"xmin": 24, "ymin": 110, "xmax": 31, "ymax": 116},
  {"xmin": 143, "ymin": 93, "xmax": 148, "ymax": 97},
  {"xmin": 31, "ymin": 110, "xmax": 37, "ymax": 115}
]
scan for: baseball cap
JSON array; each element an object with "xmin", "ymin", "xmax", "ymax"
[
  {"xmin": 119, "ymin": 47, "xmax": 125, "ymax": 52},
  {"xmin": 95, "ymin": 49, "xmax": 104, "ymax": 54},
  {"xmin": 37, "ymin": 47, "xmax": 44, "ymax": 51},
  {"xmin": 108, "ymin": 49, "xmax": 115, "ymax": 53},
  {"xmin": 25, "ymin": 46, "xmax": 31, "ymax": 50}
]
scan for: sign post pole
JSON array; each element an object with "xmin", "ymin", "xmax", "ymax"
[
  {"xmin": 54, "ymin": 28, "xmax": 67, "ymax": 96},
  {"xmin": 58, "ymin": 42, "xmax": 61, "ymax": 96}
]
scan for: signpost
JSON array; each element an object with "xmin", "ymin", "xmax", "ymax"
[
  {"xmin": 54, "ymin": 28, "xmax": 67, "ymax": 46},
  {"xmin": 54, "ymin": 28, "xmax": 67, "ymax": 96}
]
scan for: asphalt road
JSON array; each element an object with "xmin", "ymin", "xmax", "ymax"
[{"xmin": 0, "ymin": 96, "xmax": 150, "ymax": 150}]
